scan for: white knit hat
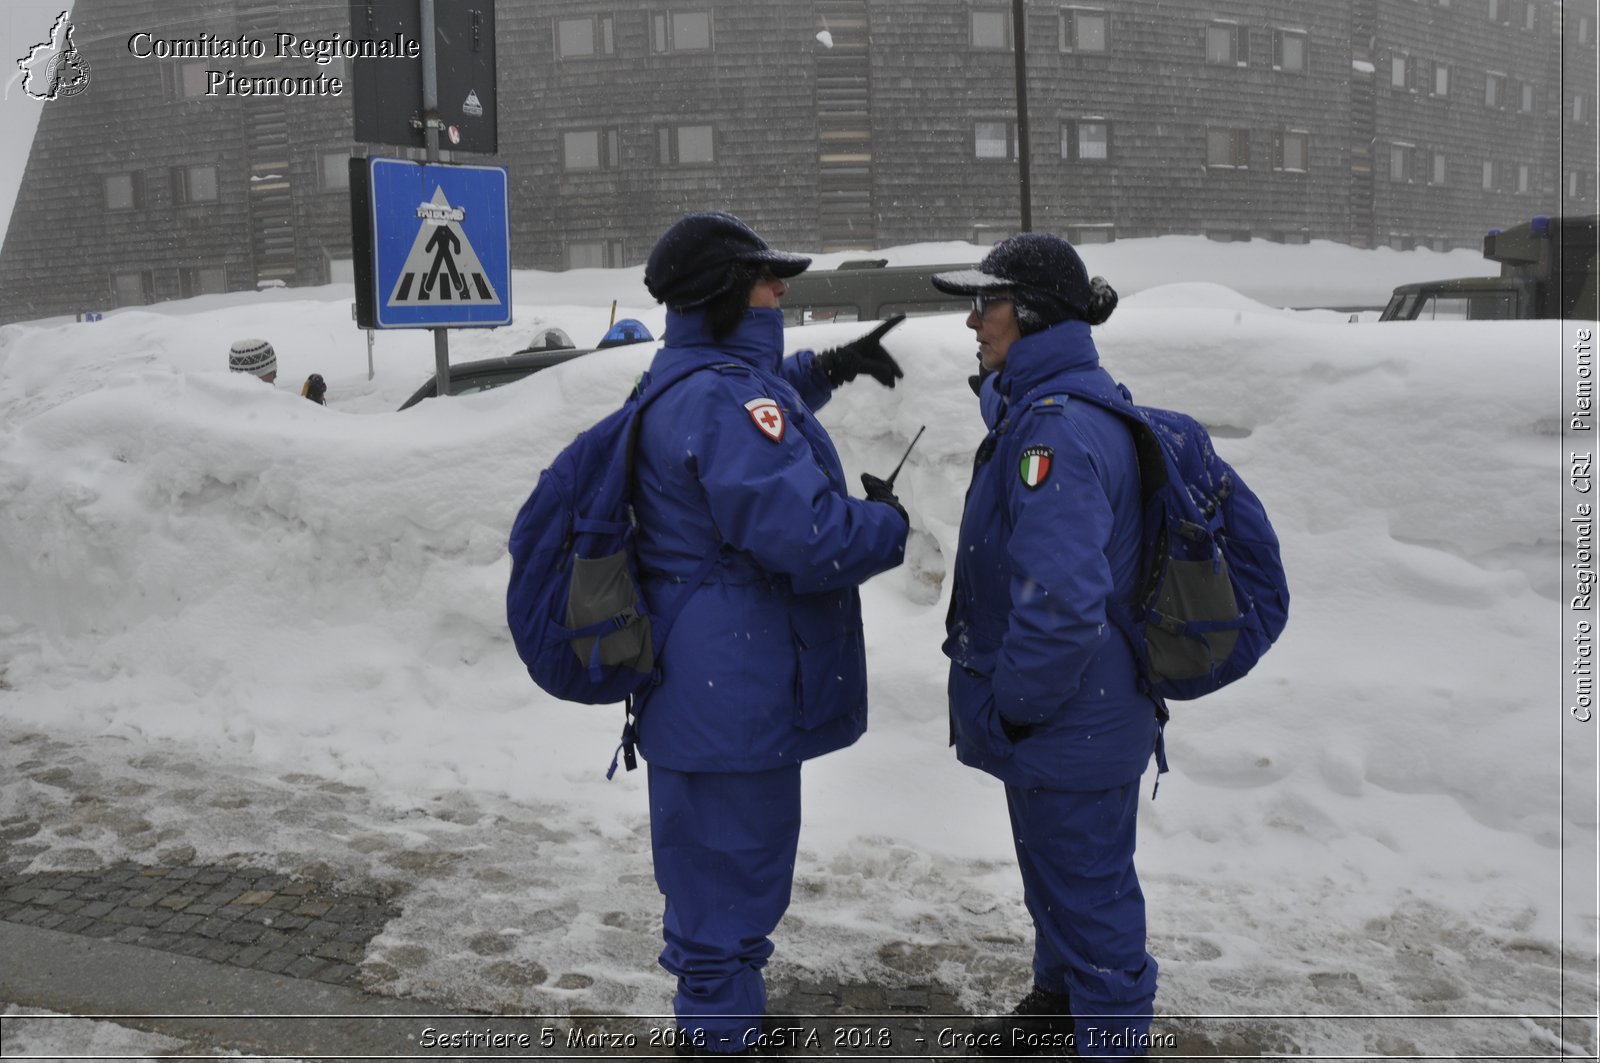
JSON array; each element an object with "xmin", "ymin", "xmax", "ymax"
[{"xmin": 228, "ymin": 338, "xmax": 277, "ymax": 378}]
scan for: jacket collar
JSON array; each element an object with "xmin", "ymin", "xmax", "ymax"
[
  {"xmin": 661, "ymin": 306, "xmax": 785, "ymax": 373},
  {"xmin": 995, "ymin": 318, "xmax": 1099, "ymax": 405}
]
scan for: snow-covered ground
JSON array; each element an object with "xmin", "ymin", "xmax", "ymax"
[{"xmin": 0, "ymin": 235, "xmax": 1594, "ymax": 1059}]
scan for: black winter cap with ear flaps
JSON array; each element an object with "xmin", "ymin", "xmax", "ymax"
[
  {"xmin": 644, "ymin": 211, "xmax": 813, "ymax": 310},
  {"xmin": 931, "ymin": 232, "xmax": 1118, "ymax": 334}
]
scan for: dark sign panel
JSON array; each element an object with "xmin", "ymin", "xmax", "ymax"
[{"xmin": 349, "ymin": 1, "xmax": 497, "ymax": 155}]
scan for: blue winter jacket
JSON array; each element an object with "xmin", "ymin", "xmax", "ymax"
[
  {"xmin": 944, "ymin": 319, "xmax": 1161, "ymax": 791},
  {"xmin": 631, "ymin": 307, "xmax": 908, "ymax": 772}
]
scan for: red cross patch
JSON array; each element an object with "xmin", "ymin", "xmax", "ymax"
[{"xmin": 744, "ymin": 397, "xmax": 786, "ymax": 442}]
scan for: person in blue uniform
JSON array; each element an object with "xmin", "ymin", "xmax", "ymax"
[
  {"xmin": 633, "ymin": 211, "xmax": 910, "ymax": 1056},
  {"xmin": 931, "ymin": 234, "xmax": 1163, "ymax": 1061}
]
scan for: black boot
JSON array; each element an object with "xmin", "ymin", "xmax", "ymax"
[{"xmin": 970, "ymin": 985, "xmax": 1075, "ymax": 1056}]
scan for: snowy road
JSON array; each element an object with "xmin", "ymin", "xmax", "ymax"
[{"xmin": 3, "ymin": 725, "xmax": 1592, "ymax": 1060}]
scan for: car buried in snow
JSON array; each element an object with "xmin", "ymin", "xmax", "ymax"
[{"xmin": 396, "ymin": 342, "xmax": 593, "ymax": 410}]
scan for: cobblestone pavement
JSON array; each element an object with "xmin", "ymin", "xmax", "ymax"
[
  {"xmin": 0, "ymin": 750, "xmax": 977, "ymax": 1060},
  {"xmin": 8, "ymin": 728, "xmax": 1587, "ymax": 1060},
  {"xmin": 0, "ymin": 858, "xmax": 399, "ymax": 988},
  {"xmin": 0, "ymin": 850, "xmax": 970, "ymax": 1056},
  {"xmin": 0, "ymin": 835, "xmax": 969, "ymax": 1038}
]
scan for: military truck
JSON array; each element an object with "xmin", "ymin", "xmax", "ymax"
[
  {"xmin": 780, "ymin": 258, "xmax": 974, "ymax": 325},
  {"xmin": 1380, "ymin": 215, "xmax": 1598, "ymax": 321}
]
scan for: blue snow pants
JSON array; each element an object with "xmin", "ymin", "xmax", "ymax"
[
  {"xmin": 1006, "ymin": 781, "xmax": 1158, "ymax": 1061},
  {"xmin": 648, "ymin": 764, "xmax": 803, "ymax": 1054}
]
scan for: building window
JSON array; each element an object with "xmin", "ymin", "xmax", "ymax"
[
  {"xmin": 1516, "ymin": 164, "xmax": 1531, "ymax": 193},
  {"xmin": 1519, "ymin": 82, "xmax": 1536, "ymax": 113},
  {"xmin": 321, "ymin": 152, "xmax": 349, "ymax": 191},
  {"xmin": 971, "ymin": 9, "xmax": 1012, "ymax": 49},
  {"xmin": 1431, "ymin": 151, "xmax": 1448, "ymax": 185},
  {"xmin": 1206, "ymin": 128, "xmax": 1249, "ymax": 168},
  {"xmin": 1570, "ymin": 172, "xmax": 1593, "ymax": 199},
  {"xmin": 1273, "ymin": 30, "xmax": 1306, "ymax": 73},
  {"xmin": 1391, "ymin": 52, "xmax": 1413, "ymax": 90},
  {"xmin": 1580, "ymin": 17, "xmax": 1592, "ymax": 44},
  {"xmin": 179, "ymin": 266, "xmax": 228, "ymax": 298},
  {"xmin": 652, "ymin": 11, "xmax": 712, "ymax": 53},
  {"xmin": 975, "ymin": 120, "xmax": 1017, "ymax": 160},
  {"xmin": 563, "ymin": 128, "xmax": 620, "ymax": 171},
  {"xmin": 1574, "ymin": 95, "xmax": 1592, "ymax": 124},
  {"xmin": 1062, "ymin": 119, "xmax": 1110, "ymax": 161},
  {"xmin": 1067, "ymin": 224, "xmax": 1115, "ymax": 244},
  {"xmin": 112, "ymin": 271, "xmax": 154, "ymax": 306},
  {"xmin": 1273, "ymin": 131, "xmax": 1308, "ymax": 172},
  {"xmin": 1482, "ymin": 160, "xmax": 1498, "ymax": 190},
  {"xmin": 567, "ymin": 240, "xmax": 624, "ymax": 269},
  {"xmin": 1389, "ymin": 143, "xmax": 1416, "ymax": 182},
  {"xmin": 171, "ymin": 164, "xmax": 218, "ymax": 204},
  {"xmin": 556, "ymin": 15, "xmax": 614, "ymax": 58},
  {"xmin": 1487, "ymin": 0, "xmax": 1509, "ymax": 23},
  {"xmin": 1523, "ymin": 1, "xmax": 1537, "ymax": 32},
  {"xmin": 658, "ymin": 124, "xmax": 714, "ymax": 165},
  {"xmin": 104, "ymin": 172, "xmax": 144, "ymax": 211},
  {"xmin": 1061, "ymin": 9, "xmax": 1108, "ymax": 52},
  {"xmin": 164, "ymin": 61, "xmax": 210, "ymax": 99},
  {"xmin": 1432, "ymin": 62, "xmax": 1450, "ymax": 96},
  {"xmin": 1206, "ymin": 23, "xmax": 1245, "ymax": 65},
  {"xmin": 1485, "ymin": 72, "xmax": 1505, "ymax": 108}
]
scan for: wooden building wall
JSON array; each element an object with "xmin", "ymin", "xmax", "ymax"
[
  {"xmin": 0, "ymin": 0, "xmax": 1592, "ymax": 324},
  {"xmin": 1367, "ymin": 0, "xmax": 1575, "ymax": 250}
]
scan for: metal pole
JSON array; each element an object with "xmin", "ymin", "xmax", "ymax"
[
  {"xmin": 420, "ymin": 0, "xmax": 451, "ymax": 397},
  {"xmin": 1012, "ymin": 0, "xmax": 1032, "ymax": 232}
]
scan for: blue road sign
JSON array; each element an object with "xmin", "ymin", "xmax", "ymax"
[{"xmin": 366, "ymin": 158, "xmax": 511, "ymax": 329}]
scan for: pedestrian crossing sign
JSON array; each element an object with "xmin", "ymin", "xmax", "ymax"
[{"xmin": 352, "ymin": 157, "xmax": 512, "ymax": 329}]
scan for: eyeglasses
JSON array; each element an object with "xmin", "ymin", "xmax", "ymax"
[{"xmin": 972, "ymin": 292, "xmax": 1013, "ymax": 316}]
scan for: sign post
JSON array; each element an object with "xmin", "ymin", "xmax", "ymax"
[{"xmin": 418, "ymin": 0, "xmax": 449, "ymax": 395}]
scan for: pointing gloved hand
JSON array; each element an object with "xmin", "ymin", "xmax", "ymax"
[
  {"xmin": 819, "ymin": 314, "xmax": 907, "ymax": 389},
  {"xmin": 860, "ymin": 472, "xmax": 909, "ymax": 526}
]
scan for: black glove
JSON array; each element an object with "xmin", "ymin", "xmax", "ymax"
[
  {"xmin": 819, "ymin": 314, "xmax": 906, "ymax": 389},
  {"xmin": 967, "ymin": 360, "xmax": 994, "ymax": 397},
  {"xmin": 860, "ymin": 472, "xmax": 909, "ymax": 526},
  {"xmin": 999, "ymin": 716, "xmax": 1034, "ymax": 743}
]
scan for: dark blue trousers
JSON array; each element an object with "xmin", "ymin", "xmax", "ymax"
[
  {"xmin": 1006, "ymin": 781, "xmax": 1158, "ymax": 1060},
  {"xmin": 648, "ymin": 764, "xmax": 802, "ymax": 1054}
]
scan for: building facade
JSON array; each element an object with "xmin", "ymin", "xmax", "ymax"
[{"xmin": 1, "ymin": 0, "xmax": 1594, "ymax": 323}]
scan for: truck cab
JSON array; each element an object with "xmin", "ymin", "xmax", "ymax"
[{"xmin": 1380, "ymin": 215, "xmax": 1598, "ymax": 321}]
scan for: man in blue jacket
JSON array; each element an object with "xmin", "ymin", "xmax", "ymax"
[
  {"xmin": 932, "ymin": 234, "xmax": 1162, "ymax": 1060},
  {"xmin": 634, "ymin": 211, "xmax": 910, "ymax": 1056}
]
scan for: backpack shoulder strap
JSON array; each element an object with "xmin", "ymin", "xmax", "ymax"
[
  {"xmin": 1027, "ymin": 380, "xmax": 1174, "ymax": 761},
  {"xmin": 625, "ymin": 359, "xmax": 731, "ymax": 659}
]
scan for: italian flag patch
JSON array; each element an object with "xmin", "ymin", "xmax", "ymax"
[{"xmin": 1019, "ymin": 445, "xmax": 1054, "ymax": 489}]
